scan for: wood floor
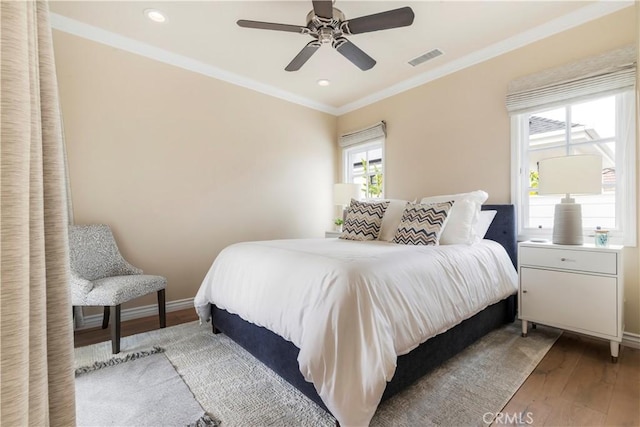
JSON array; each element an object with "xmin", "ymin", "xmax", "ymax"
[
  {"xmin": 501, "ymin": 332, "xmax": 639, "ymax": 426},
  {"xmin": 74, "ymin": 309, "xmax": 640, "ymax": 426}
]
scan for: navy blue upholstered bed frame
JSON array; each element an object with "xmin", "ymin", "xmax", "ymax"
[{"xmin": 210, "ymin": 204, "xmax": 517, "ymax": 415}]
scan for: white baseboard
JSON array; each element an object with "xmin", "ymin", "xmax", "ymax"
[
  {"xmin": 75, "ymin": 297, "xmax": 195, "ymax": 330},
  {"xmin": 622, "ymin": 331, "xmax": 640, "ymax": 349}
]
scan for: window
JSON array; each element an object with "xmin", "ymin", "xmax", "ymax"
[
  {"xmin": 339, "ymin": 121, "xmax": 386, "ymax": 199},
  {"xmin": 343, "ymin": 141, "xmax": 384, "ymax": 199},
  {"xmin": 508, "ymin": 46, "xmax": 636, "ymax": 246},
  {"xmin": 511, "ymin": 90, "xmax": 636, "ymax": 245}
]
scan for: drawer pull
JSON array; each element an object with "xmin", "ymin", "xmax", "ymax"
[
  {"xmin": 560, "ymin": 257, "xmax": 576, "ymax": 262},
  {"xmin": 522, "ymin": 290, "xmax": 528, "ymax": 293}
]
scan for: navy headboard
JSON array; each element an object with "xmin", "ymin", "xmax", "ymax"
[{"xmin": 482, "ymin": 204, "xmax": 517, "ymax": 268}]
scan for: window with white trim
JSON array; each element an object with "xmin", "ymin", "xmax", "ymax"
[
  {"xmin": 512, "ymin": 91, "xmax": 636, "ymax": 245},
  {"xmin": 340, "ymin": 122, "xmax": 386, "ymax": 199},
  {"xmin": 508, "ymin": 46, "xmax": 636, "ymax": 246}
]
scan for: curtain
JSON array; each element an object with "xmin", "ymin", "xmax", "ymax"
[{"xmin": 1, "ymin": 1, "xmax": 76, "ymax": 425}]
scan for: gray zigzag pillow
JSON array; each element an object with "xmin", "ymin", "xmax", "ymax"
[
  {"xmin": 393, "ymin": 201, "xmax": 454, "ymax": 246},
  {"xmin": 340, "ymin": 199, "xmax": 390, "ymax": 241}
]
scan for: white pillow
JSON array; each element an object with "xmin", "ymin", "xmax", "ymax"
[
  {"xmin": 419, "ymin": 190, "xmax": 488, "ymax": 245},
  {"xmin": 475, "ymin": 210, "xmax": 497, "ymax": 240},
  {"xmin": 377, "ymin": 199, "xmax": 411, "ymax": 242}
]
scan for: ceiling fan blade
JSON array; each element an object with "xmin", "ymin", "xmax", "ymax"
[
  {"xmin": 285, "ymin": 41, "xmax": 321, "ymax": 72},
  {"xmin": 341, "ymin": 7, "xmax": 415, "ymax": 35},
  {"xmin": 237, "ymin": 20, "xmax": 308, "ymax": 34},
  {"xmin": 312, "ymin": 0, "xmax": 333, "ymax": 19},
  {"xmin": 332, "ymin": 38, "xmax": 376, "ymax": 71}
]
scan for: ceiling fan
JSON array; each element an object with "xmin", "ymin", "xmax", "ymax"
[{"xmin": 237, "ymin": 0, "xmax": 415, "ymax": 72}]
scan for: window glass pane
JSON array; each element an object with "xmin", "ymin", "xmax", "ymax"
[
  {"xmin": 570, "ymin": 96, "xmax": 615, "ymax": 141},
  {"xmin": 368, "ymin": 147, "xmax": 382, "ymax": 164},
  {"xmin": 348, "ymin": 149, "xmax": 367, "ymax": 178},
  {"xmin": 343, "ymin": 140, "xmax": 384, "ymax": 199},
  {"xmin": 353, "ymin": 175, "xmax": 367, "ymax": 188},
  {"xmin": 522, "ymin": 97, "xmax": 618, "ymax": 232},
  {"xmin": 528, "ymin": 107, "xmax": 567, "ymax": 150},
  {"xmin": 579, "ymin": 193, "xmax": 616, "ymax": 229}
]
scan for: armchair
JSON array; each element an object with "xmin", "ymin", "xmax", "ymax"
[{"xmin": 69, "ymin": 224, "xmax": 166, "ymax": 353}]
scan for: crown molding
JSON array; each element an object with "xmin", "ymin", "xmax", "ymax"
[
  {"xmin": 336, "ymin": 0, "xmax": 634, "ymax": 115},
  {"xmin": 50, "ymin": 1, "xmax": 633, "ymax": 118},
  {"xmin": 49, "ymin": 13, "xmax": 340, "ymax": 116}
]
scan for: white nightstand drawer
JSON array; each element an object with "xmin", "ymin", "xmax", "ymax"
[{"xmin": 520, "ymin": 246, "xmax": 617, "ymax": 275}]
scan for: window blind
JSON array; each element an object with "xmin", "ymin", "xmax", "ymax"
[
  {"xmin": 339, "ymin": 121, "xmax": 386, "ymax": 148},
  {"xmin": 506, "ymin": 45, "xmax": 636, "ymax": 113}
]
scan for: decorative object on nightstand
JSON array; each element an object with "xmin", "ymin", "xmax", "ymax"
[
  {"xmin": 333, "ymin": 217, "xmax": 344, "ymax": 232},
  {"xmin": 518, "ymin": 241, "xmax": 624, "ymax": 363},
  {"xmin": 537, "ymin": 154, "xmax": 602, "ymax": 245},
  {"xmin": 594, "ymin": 227, "xmax": 609, "ymax": 247}
]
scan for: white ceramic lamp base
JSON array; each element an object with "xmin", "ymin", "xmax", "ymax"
[{"xmin": 552, "ymin": 201, "xmax": 584, "ymax": 245}]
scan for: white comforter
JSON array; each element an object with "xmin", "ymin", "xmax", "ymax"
[{"xmin": 194, "ymin": 238, "xmax": 517, "ymax": 426}]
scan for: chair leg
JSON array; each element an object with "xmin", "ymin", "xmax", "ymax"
[
  {"xmin": 157, "ymin": 289, "xmax": 166, "ymax": 329},
  {"xmin": 102, "ymin": 306, "xmax": 110, "ymax": 329},
  {"xmin": 110, "ymin": 305, "xmax": 121, "ymax": 354}
]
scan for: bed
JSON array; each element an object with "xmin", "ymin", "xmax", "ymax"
[{"xmin": 194, "ymin": 204, "xmax": 518, "ymax": 426}]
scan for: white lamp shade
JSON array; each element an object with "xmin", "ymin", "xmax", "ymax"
[
  {"xmin": 538, "ymin": 155, "xmax": 602, "ymax": 195},
  {"xmin": 333, "ymin": 183, "xmax": 361, "ymax": 206}
]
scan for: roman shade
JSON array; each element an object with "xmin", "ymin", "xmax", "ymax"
[
  {"xmin": 339, "ymin": 121, "xmax": 386, "ymax": 148},
  {"xmin": 506, "ymin": 45, "xmax": 636, "ymax": 113}
]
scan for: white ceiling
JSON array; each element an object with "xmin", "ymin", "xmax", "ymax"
[{"xmin": 49, "ymin": 1, "xmax": 632, "ymax": 115}]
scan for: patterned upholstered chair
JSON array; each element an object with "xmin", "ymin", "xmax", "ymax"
[{"xmin": 69, "ymin": 224, "xmax": 166, "ymax": 353}]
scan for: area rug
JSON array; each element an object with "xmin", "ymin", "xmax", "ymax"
[
  {"xmin": 75, "ymin": 320, "xmax": 560, "ymax": 426},
  {"xmin": 75, "ymin": 347, "xmax": 216, "ymax": 426}
]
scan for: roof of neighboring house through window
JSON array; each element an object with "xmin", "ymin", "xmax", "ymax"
[{"xmin": 529, "ymin": 116, "xmax": 582, "ymax": 135}]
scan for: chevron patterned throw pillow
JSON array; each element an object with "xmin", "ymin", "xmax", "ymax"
[
  {"xmin": 340, "ymin": 199, "xmax": 390, "ymax": 241},
  {"xmin": 392, "ymin": 201, "xmax": 454, "ymax": 245}
]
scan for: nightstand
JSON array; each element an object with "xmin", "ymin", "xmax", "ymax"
[
  {"xmin": 518, "ymin": 241, "xmax": 624, "ymax": 362},
  {"xmin": 325, "ymin": 231, "xmax": 342, "ymax": 238}
]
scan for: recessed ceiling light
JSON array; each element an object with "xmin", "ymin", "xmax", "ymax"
[
  {"xmin": 144, "ymin": 9, "xmax": 166, "ymax": 23},
  {"xmin": 317, "ymin": 79, "xmax": 331, "ymax": 86}
]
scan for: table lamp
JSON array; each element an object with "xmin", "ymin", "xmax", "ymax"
[
  {"xmin": 538, "ymin": 155, "xmax": 602, "ymax": 245},
  {"xmin": 333, "ymin": 183, "xmax": 361, "ymax": 221}
]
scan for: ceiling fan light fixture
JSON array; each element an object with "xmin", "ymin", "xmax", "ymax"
[
  {"xmin": 144, "ymin": 9, "xmax": 167, "ymax": 23},
  {"xmin": 317, "ymin": 79, "xmax": 331, "ymax": 86},
  {"xmin": 318, "ymin": 28, "xmax": 334, "ymax": 44},
  {"xmin": 237, "ymin": 1, "xmax": 415, "ymax": 72}
]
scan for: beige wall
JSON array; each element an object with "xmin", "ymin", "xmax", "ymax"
[
  {"xmin": 337, "ymin": 9, "xmax": 640, "ymax": 334},
  {"xmin": 54, "ymin": 8, "xmax": 639, "ymax": 333},
  {"xmin": 53, "ymin": 31, "xmax": 337, "ymax": 312}
]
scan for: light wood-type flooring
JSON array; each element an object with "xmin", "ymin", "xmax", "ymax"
[{"xmin": 74, "ymin": 309, "xmax": 640, "ymax": 426}]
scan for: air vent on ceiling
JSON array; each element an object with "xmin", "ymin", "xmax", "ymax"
[{"xmin": 408, "ymin": 49, "xmax": 443, "ymax": 67}]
